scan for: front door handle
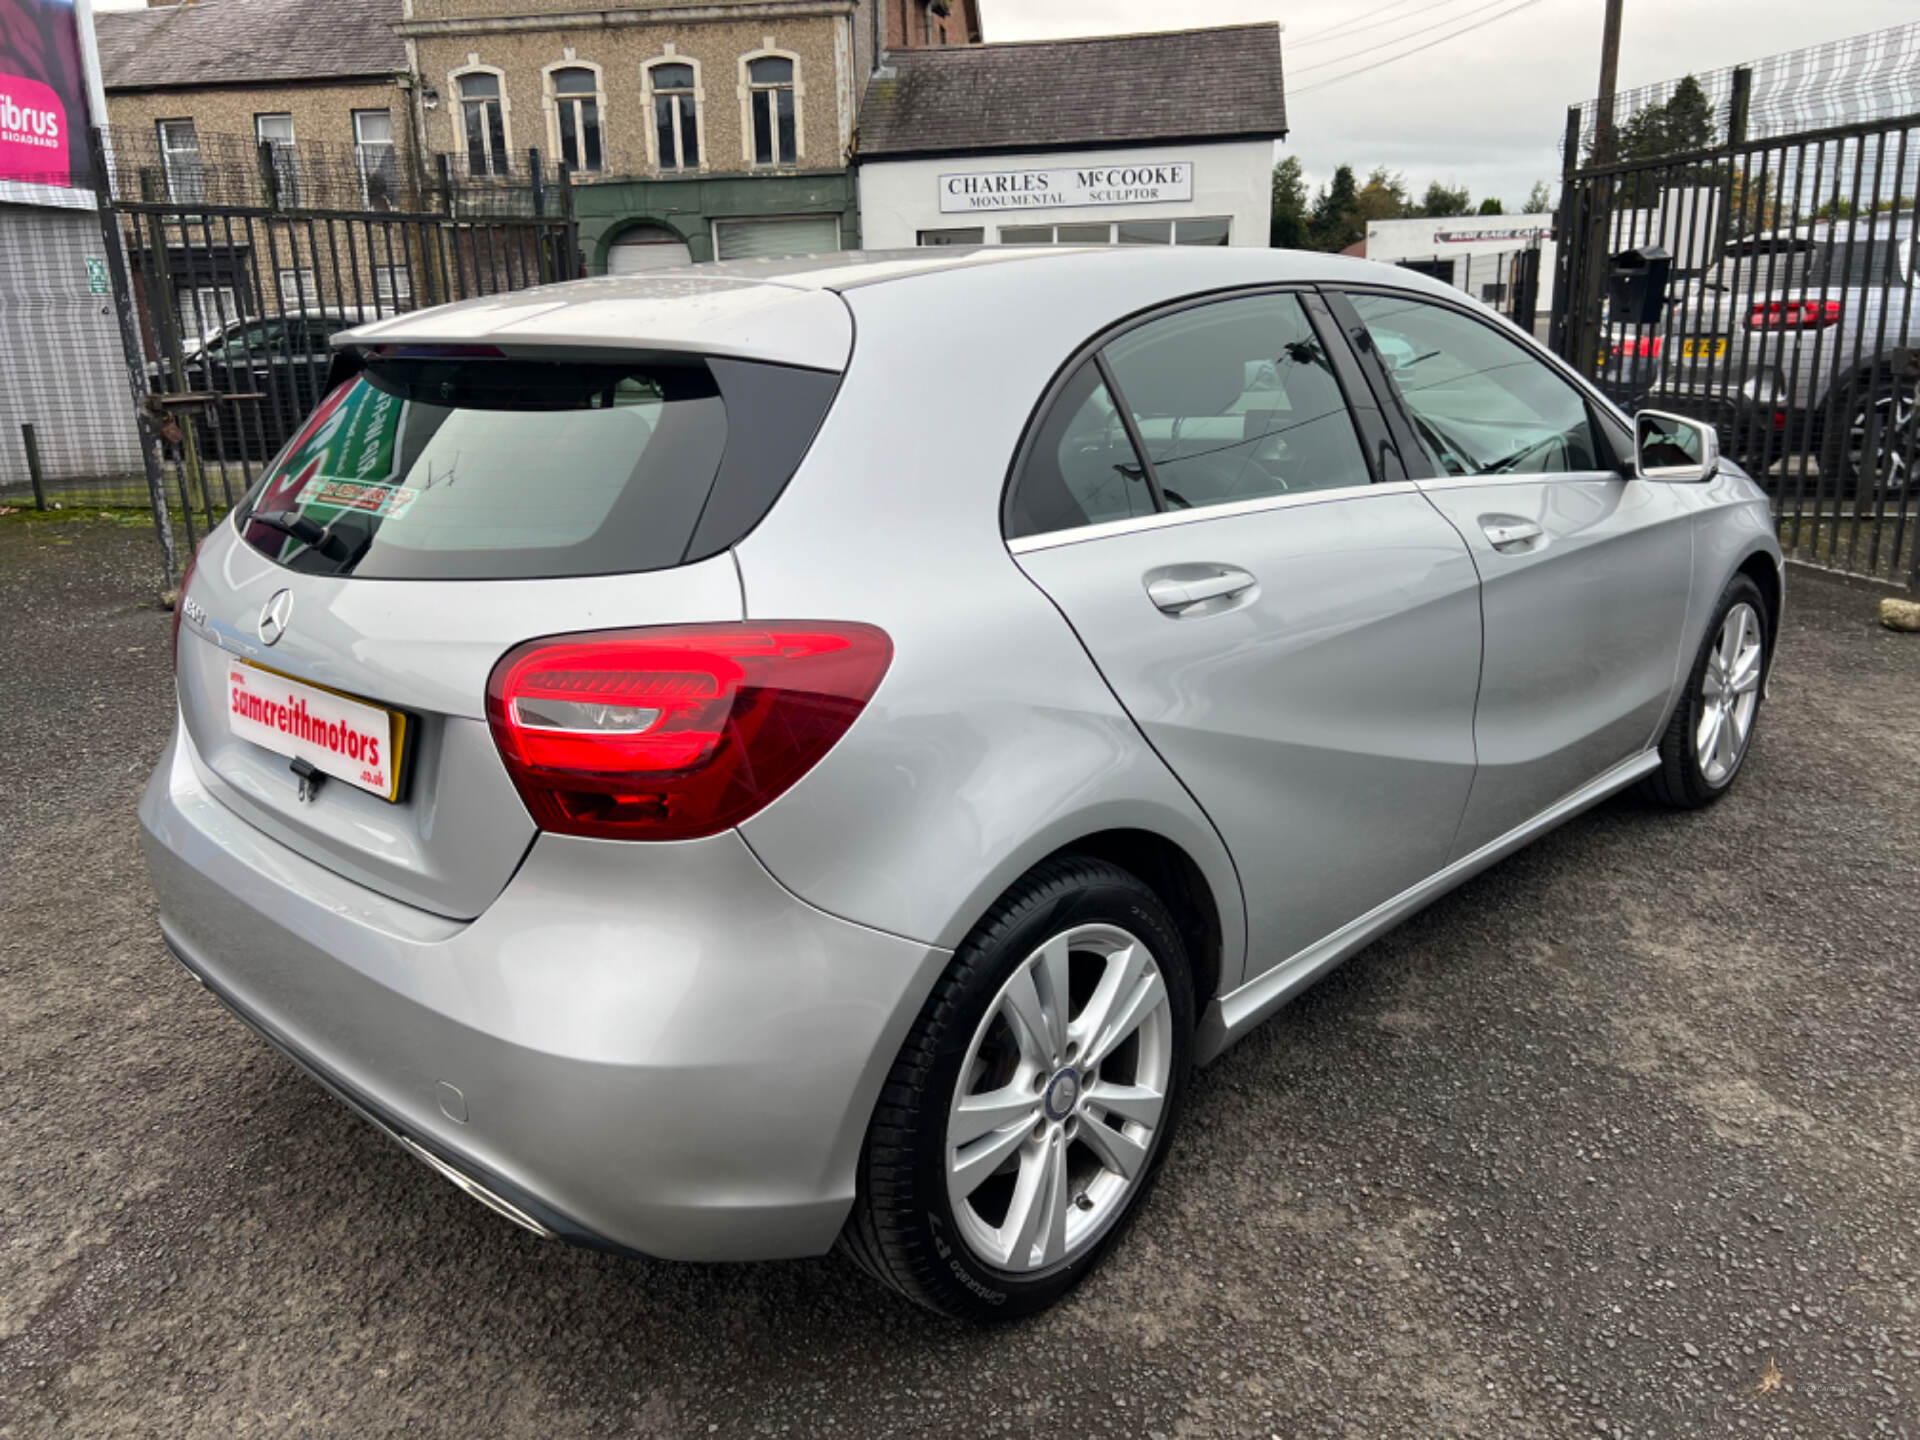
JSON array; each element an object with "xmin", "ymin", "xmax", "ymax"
[
  {"xmin": 1480, "ymin": 517, "xmax": 1544, "ymax": 552},
  {"xmin": 1145, "ymin": 565, "xmax": 1257, "ymax": 616}
]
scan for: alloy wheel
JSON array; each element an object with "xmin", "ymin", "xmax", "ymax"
[
  {"xmin": 1697, "ymin": 601, "xmax": 1763, "ymax": 787},
  {"xmin": 945, "ymin": 922, "xmax": 1172, "ymax": 1273},
  {"xmin": 1845, "ymin": 386, "xmax": 1915, "ymax": 497}
]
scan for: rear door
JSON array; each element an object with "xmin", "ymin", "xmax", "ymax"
[
  {"xmin": 174, "ymin": 348, "xmax": 837, "ymax": 918},
  {"xmin": 1009, "ymin": 290, "xmax": 1483, "ymax": 975},
  {"xmin": 1336, "ymin": 288, "xmax": 1692, "ymax": 856}
]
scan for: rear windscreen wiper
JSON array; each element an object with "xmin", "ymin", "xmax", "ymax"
[{"xmin": 250, "ymin": 508, "xmax": 351, "ymax": 562}]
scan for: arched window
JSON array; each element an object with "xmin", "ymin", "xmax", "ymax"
[
  {"xmin": 456, "ymin": 70, "xmax": 508, "ymax": 177},
  {"xmin": 746, "ymin": 55, "xmax": 796, "ymax": 166},
  {"xmin": 647, "ymin": 61, "xmax": 699, "ymax": 171},
  {"xmin": 548, "ymin": 65, "xmax": 604, "ymax": 174}
]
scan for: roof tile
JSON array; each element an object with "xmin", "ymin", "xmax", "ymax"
[
  {"xmin": 858, "ymin": 24, "xmax": 1287, "ymax": 160},
  {"xmin": 98, "ymin": 0, "xmax": 406, "ymax": 91}
]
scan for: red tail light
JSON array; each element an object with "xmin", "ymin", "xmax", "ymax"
[
  {"xmin": 1748, "ymin": 299, "xmax": 1842, "ymax": 331},
  {"xmin": 1612, "ymin": 335, "xmax": 1663, "ymax": 359},
  {"xmin": 171, "ymin": 546, "xmax": 200, "ymax": 669},
  {"xmin": 485, "ymin": 623, "xmax": 893, "ymax": 841}
]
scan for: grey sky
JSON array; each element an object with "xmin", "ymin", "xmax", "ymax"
[{"xmin": 979, "ymin": 0, "xmax": 1907, "ymax": 212}]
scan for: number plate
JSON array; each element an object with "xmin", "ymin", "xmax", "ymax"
[
  {"xmin": 226, "ymin": 661, "xmax": 407, "ymax": 801},
  {"xmin": 1681, "ymin": 337, "xmax": 1729, "ymax": 360}
]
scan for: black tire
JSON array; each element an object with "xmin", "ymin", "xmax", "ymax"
[
  {"xmin": 1641, "ymin": 573, "xmax": 1768, "ymax": 810},
  {"xmin": 839, "ymin": 854, "xmax": 1194, "ymax": 1322},
  {"xmin": 1818, "ymin": 378, "xmax": 1906, "ymax": 501}
]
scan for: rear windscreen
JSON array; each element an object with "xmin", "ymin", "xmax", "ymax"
[{"xmin": 236, "ymin": 351, "xmax": 837, "ymax": 580}]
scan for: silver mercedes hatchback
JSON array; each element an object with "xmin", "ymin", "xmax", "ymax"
[{"xmin": 142, "ymin": 247, "xmax": 1784, "ymax": 1320}]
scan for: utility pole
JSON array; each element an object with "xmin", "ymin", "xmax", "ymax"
[
  {"xmin": 1573, "ymin": 0, "xmax": 1626, "ymax": 376},
  {"xmin": 1591, "ymin": 0, "xmax": 1625, "ymax": 166}
]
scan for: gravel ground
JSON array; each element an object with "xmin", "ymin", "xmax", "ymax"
[{"xmin": 2, "ymin": 514, "xmax": 1917, "ymax": 1439}]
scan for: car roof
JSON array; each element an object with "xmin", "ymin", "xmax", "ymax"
[{"xmin": 337, "ymin": 247, "xmax": 1466, "ymax": 371}]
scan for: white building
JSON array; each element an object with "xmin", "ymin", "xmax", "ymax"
[
  {"xmin": 856, "ymin": 25, "xmax": 1287, "ymax": 252},
  {"xmin": 1361, "ymin": 213, "xmax": 1558, "ymax": 317}
]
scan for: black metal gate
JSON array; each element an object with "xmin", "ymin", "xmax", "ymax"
[
  {"xmin": 82, "ymin": 125, "xmax": 578, "ymax": 581},
  {"xmin": 1549, "ymin": 108, "xmax": 1920, "ymax": 589}
]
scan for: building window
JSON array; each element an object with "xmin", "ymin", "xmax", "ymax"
[
  {"xmin": 548, "ymin": 65, "xmax": 604, "ymax": 174},
  {"xmin": 354, "ymin": 109, "xmax": 398, "ymax": 206},
  {"xmin": 746, "ymin": 55, "xmax": 797, "ymax": 166},
  {"xmin": 647, "ymin": 61, "xmax": 699, "ymax": 170},
  {"xmin": 156, "ymin": 118, "xmax": 203, "ymax": 202},
  {"xmin": 712, "ymin": 214, "xmax": 839, "ymax": 261},
  {"xmin": 1000, "ymin": 218, "xmax": 1230, "ymax": 247},
  {"xmin": 176, "ymin": 285, "xmax": 237, "ymax": 346},
  {"xmin": 254, "ymin": 113, "xmax": 298, "ymax": 205},
  {"xmin": 375, "ymin": 265, "xmax": 413, "ymax": 309},
  {"xmin": 457, "ymin": 71, "xmax": 509, "ymax": 177},
  {"xmin": 918, "ymin": 227, "xmax": 983, "ymax": 246},
  {"xmin": 278, "ymin": 267, "xmax": 319, "ymax": 310}
]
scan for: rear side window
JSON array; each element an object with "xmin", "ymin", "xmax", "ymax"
[
  {"xmin": 1006, "ymin": 291, "xmax": 1372, "ymax": 539},
  {"xmin": 238, "ymin": 352, "xmax": 836, "ymax": 579}
]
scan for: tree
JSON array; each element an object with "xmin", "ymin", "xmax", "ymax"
[
  {"xmin": 1522, "ymin": 179, "xmax": 1554, "ymax": 213},
  {"xmin": 1355, "ymin": 166, "xmax": 1411, "ymax": 223},
  {"xmin": 1662, "ymin": 75, "xmax": 1716, "ymax": 154},
  {"xmin": 1269, "ymin": 155, "xmax": 1308, "ymax": 249},
  {"xmin": 1307, "ymin": 164, "xmax": 1363, "ymax": 252},
  {"xmin": 1419, "ymin": 179, "xmax": 1472, "ymax": 218},
  {"xmin": 1477, "ymin": 196, "xmax": 1505, "ymax": 215}
]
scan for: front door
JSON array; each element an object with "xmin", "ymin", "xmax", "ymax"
[
  {"xmin": 1338, "ymin": 289, "xmax": 1693, "ymax": 855},
  {"xmin": 1008, "ymin": 290, "xmax": 1483, "ymax": 976}
]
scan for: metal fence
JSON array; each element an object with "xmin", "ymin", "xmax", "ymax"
[
  {"xmin": 1550, "ymin": 107, "xmax": 1920, "ymax": 590},
  {"xmin": 1395, "ymin": 241, "xmax": 1544, "ymax": 333},
  {"xmin": 0, "ymin": 128, "xmax": 578, "ymax": 581}
]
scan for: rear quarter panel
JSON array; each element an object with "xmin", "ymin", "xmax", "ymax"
[{"xmin": 731, "ymin": 255, "xmax": 1256, "ymax": 985}]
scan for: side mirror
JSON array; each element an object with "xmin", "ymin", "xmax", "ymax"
[{"xmin": 1634, "ymin": 409, "xmax": 1720, "ymax": 482}]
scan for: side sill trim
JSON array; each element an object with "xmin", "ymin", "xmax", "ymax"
[
  {"xmin": 161, "ymin": 935, "xmax": 649, "ymax": 1261},
  {"xmin": 1193, "ymin": 750, "xmax": 1661, "ymax": 1065}
]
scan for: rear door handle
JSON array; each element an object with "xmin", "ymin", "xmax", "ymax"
[
  {"xmin": 1145, "ymin": 566, "xmax": 1257, "ymax": 615},
  {"xmin": 1480, "ymin": 517, "xmax": 1544, "ymax": 552}
]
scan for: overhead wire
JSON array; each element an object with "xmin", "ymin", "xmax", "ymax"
[
  {"xmin": 1291, "ymin": 0, "xmax": 1549, "ymax": 96},
  {"xmin": 1289, "ymin": 0, "xmax": 1475, "ymax": 50},
  {"xmin": 1290, "ymin": 0, "xmax": 1542, "ymax": 75}
]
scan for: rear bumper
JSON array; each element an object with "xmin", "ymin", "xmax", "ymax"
[{"xmin": 139, "ymin": 720, "xmax": 950, "ymax": 1262}]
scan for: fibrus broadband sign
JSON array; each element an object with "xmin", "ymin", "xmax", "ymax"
[{"xmin": 939, "ymin": 161, "xmax": 1193, "ymax": 213}]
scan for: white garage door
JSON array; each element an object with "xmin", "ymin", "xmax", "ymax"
[
  {"xmin": 712, "ymin": 215, "xmax": 842, "ymax": 261},
  {"xmin": 607, "ymin": 225, "xmax": 693, "ymax": 274}
]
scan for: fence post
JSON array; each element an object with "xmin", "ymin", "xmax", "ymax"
[
  {"xmin": 557, "ymin": 161, "xmax": 578, "ymax": 281},
  {"xmin": 1726, "ymin": 66, "xmax": 1753, "ymax": 147},
  {"xmin": 86, "ymin": 126, "xmax": 178, "ymax": 584},
  {"xmin": 20, "ymin": 423, "xmax": 46, "ymax": 510},
  {"xmin": 436, "ymin": 152, "xmax": 457, "ymax": 219},
  {"xmin": 257, "ymin": 138, "xmax": 281, "ymax": 210},
  {"xmin": 1547, "ymin": 106, "xmax": 1582, "ymax": 360}
]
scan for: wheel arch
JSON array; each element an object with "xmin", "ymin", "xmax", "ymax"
[
  {"xmin": 1735, "ymin": 547, "xmax": 1783, "ymax": 680},
  {"xmin": 1049, "ymin": 828, "xmax": 1227, "ymax": 1014}
]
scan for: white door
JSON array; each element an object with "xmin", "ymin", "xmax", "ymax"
[
  {"xmin": 607, "ymin": 226, "xmax": 693, "ymax": 274},
  {"xmin": 711, "ymin": 215, "xmax": 840, "ymax": 261}
]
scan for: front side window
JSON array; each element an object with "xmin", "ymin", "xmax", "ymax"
[
  {"xmin": 550, "ymin": 66, "xmax": 603, "ymax": 174},
  {"xmin": 354, "ymin": 109, "xmax": 398, "ymax": 205},
  {"xmin": 1349, "ymin": 292, "xmax": 1603, "ymax": 477},
  {"xmin": 459, "ymin": 72, "xmax": 508, "ymax": 177},
  {"xmin": 748, "ymin": 56, "xmax": 796, "ymax": 166},
  {"xmin": 1007, "ymin": 293, "xmax": 1373, "ymax": 537},
  {"xmin": 649, "ymin": 62, "xmax": 698, "ymax": 170},
  {"xmin": 157, "ymin": 118, "xmax": 203, "ymax": 202}
]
